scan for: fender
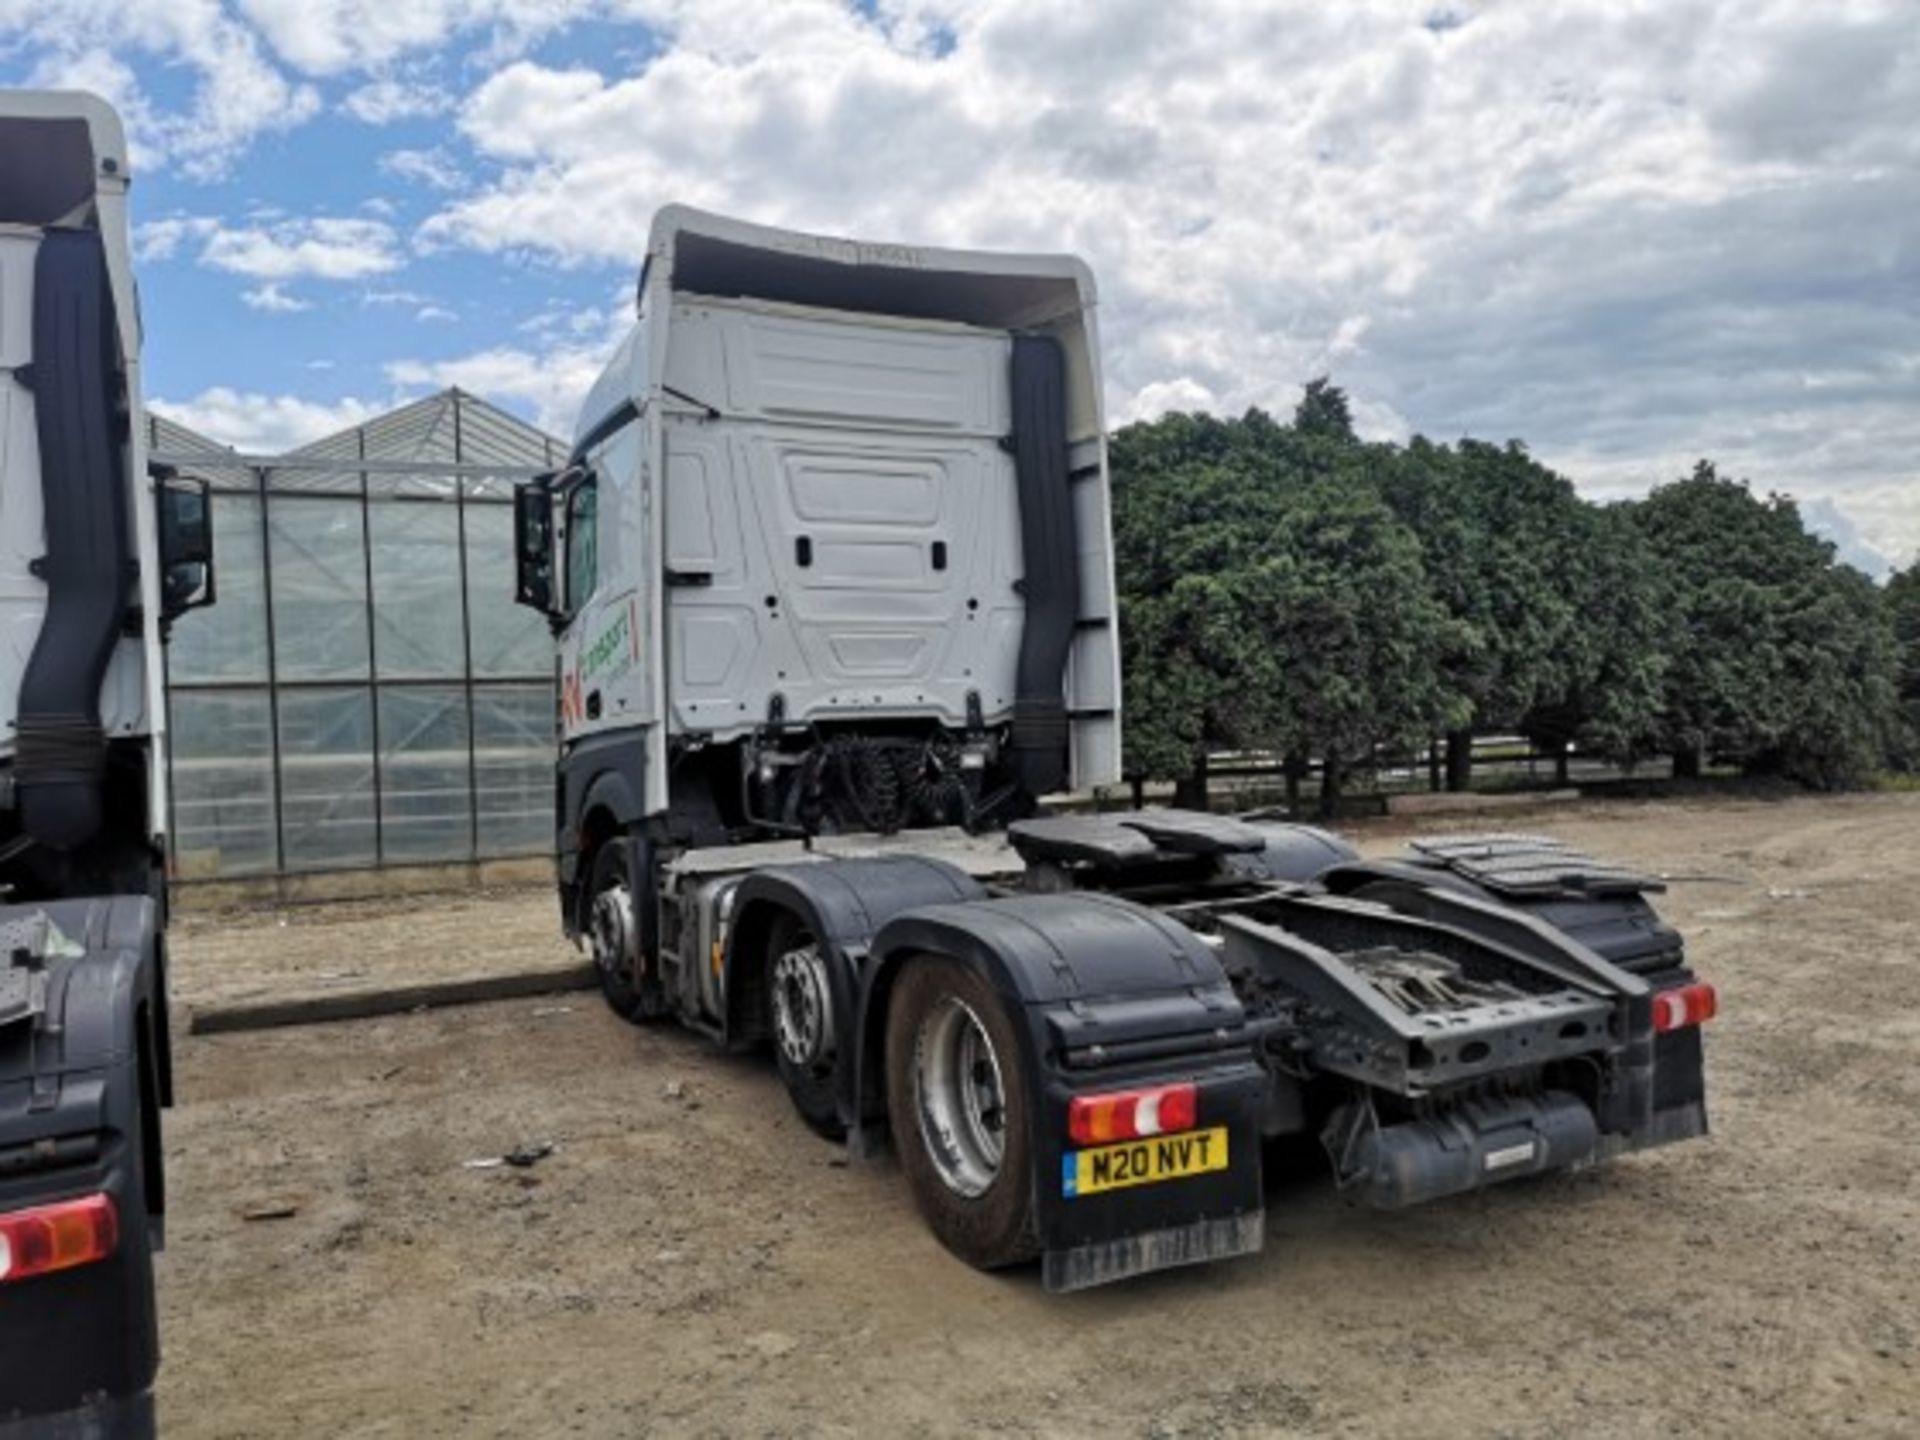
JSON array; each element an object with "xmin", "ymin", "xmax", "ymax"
[
  {"xmin": 1317, "ymin": 856, "xmax": 1484, "ymax": 900},
  {"xmin": 1226, "ymin": 821, "xmax": 1360, "ymax": 883},
  {"xmin": 579, "ymin": 766, "xmax": 643, "ymax": 832},
  {"xmin": 555, "ymin": 733, "xmax": 648, "ymax": 930},
  {"xmin": 724, "ymin": 857, "xmax": 984, "ymax": 1126},
  {"xmin": 863, "ymin": 893, "xmax": 1266, "ymax": 1287},
  {"xmin": 859, "ymin": 892, "xmax": 1248, "ymax": 1130}
]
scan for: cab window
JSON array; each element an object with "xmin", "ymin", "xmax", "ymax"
[{"xmin": 565, "ymin": 475, "xmax": 597, "ymax": 613}]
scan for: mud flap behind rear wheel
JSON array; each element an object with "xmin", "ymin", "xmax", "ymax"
[{"xmin": 1043, "ymin": 1211, "xmax": 1265, "ymax": 1293}]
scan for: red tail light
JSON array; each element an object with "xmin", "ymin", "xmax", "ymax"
[
  {"xmin": 0, "ymin": 1193, "xmax": 119, "ymax": 1285},
  {"xmin": 1068, "ymin": 1082, "xmax": 1198, "ymax": 1147},
  {"xmin": 1652, "ymin": 982, "xmax": 1717, "ymax": 1033}
]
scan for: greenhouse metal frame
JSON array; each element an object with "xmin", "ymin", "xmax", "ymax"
[{"xmin": 149, "ymin": 392, "xmax": 564, "ymax": 881}]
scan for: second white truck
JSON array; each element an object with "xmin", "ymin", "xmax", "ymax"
[{"xmin": 1, "ymin": 91, "xmax": 215, "ymax": 1437}]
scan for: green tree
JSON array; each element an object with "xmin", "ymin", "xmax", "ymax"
[
  {"xmin": 1293, "ymin": 376, "xmax": 1355, "ymax": 442},
  {"xmin": 1110, "ymin": 405, "xmax": 1464, "ymax": 815},
  {"xmin": 1518, "ymin": 500, "xmax": 1666, "ymax": 779},
  {"xmin": 1629, "ymin": 462, "xmax": 1895, "ymax": 787},
  {"xmin": 1884, "ymin": 563, "xmax": 1920, "ymax": 768},
  {"xmin": 1378, "ymin": 438, "xmax": 1627, "ymax": 787}
]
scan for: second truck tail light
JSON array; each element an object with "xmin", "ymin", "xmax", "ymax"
[
  {"xmin": 1068, "ymin": 1082, "xmax": 1198, "ymax": 1147},
  {"xmin": 1652, "ymin": 982, "xmax": 1718, "ymax": 1033},
  {"xmin": 0, "ymin": 1193, "xmax": 119, "ymax": 1285}
]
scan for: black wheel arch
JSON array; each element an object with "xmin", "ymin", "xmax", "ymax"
[
  {"xmin": 721, "ymin": 857, "xmax": 985, "ymax": 1131},
  {"xmin": 856, "ymin": 892, "xmax": 1242, "ymax": 1137},
  {"xmin": 556, "ymin": 731, "xmax": 649, "ymax": 935}
]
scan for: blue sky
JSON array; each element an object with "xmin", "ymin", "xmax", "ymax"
[{"xmin": 3, "ymin": 1, "xmax": 1915, "ymax": 573}]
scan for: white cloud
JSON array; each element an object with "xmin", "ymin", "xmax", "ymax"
[
  {"xmin": 149, "ymin": 387, "xmax": 385, "ymax": 452},
  {"xmin": 12, "ymin": 1, "xmax": 1920, "ymax": 553},
  {"xmin": 1802, "ymin": 497, "xmax": 1900, "ymax": 579},
  {"xmin": 240, "ymin": 282, "xmax": 312, "ymax": 312},
  {"xmin": 1118, "ymin": 377, "xmax": 1220, "ymax": 426},
  {"xmin": 380, "ymin": 146, "xmax": 468, "ymax": 191},
  {"xmin": 386, "ymin": 296, "xmax": 625, "ymax": 435},
  {"xmin": 342, "ymin": 79, "xmax": 453, "ymax": 124},
  {"xmin": 234, "ymin": 0, "xmax": 590, "ymax": 74},
  {"xmin": 133, "ymin": 216, "xmax": 219, "ymax": 264},
  {"xmin": 5, "ymin": 0, "xmax": 321, "ymax": 177},
  {"xmin": 147, "ymin": 216, "xmax": 404, "ymax": 280},
  {"xmin": 411, "ymin": 0, "xmax": 1920, "ymax": 553},
  {"xmin": 415, "ymin": 304, "xmax": 459, "ymax": 322}
]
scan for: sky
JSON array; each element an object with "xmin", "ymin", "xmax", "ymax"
[{"xmin": 3, "ymin": 0, "xmax": 1915, "ymax": 574}]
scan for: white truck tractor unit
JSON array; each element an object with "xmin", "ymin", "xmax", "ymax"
[
  {"xmin": 515, "ymin": 209, "xmax": 1716, "ymax": 1290},
  {"xmin": 0, "ymin": 93, "xmax": 213, "ymax": 1436}
]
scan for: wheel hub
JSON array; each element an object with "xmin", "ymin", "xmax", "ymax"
[
  {"xmin": 590, "ymin": 880, "xmax": 635, "ymax": 977},
  {"xmin": 772, "ymin": 943, "xmax": 834, "ymax": 1070},
  {"xmin": 912, "ymin": 996, "xmax": 1007, "ymax": 1198}
]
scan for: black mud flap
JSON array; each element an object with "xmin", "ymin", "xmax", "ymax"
[{"xmin": 1035, "ymin": 1054, "xmax": 1268, "ymax": 1293}]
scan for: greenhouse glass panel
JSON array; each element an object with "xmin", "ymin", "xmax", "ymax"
[
  {"xmin": 377, "ymin": 686, "xmax": 472, "ymax": 862},
  {"xmin": 277, "ymin": 686, "xmax": 376, "ymax": 869},
  {"xmin": 168, "ymin": 688, "xmax": 277, "ymax": 876},
  {"xmin": 268, "ymin": 497, "xmax": 370, "ymax": 681},
  {"xmin": 158, "ymin": 393, "xmax": 567, "ymax": 879},
  {"xmin": 168, "ymin": 493, "xmax": 269, "ymax": 684},
  {"xmin": 465, "ymin": 502, "xmax": 553, "ymax": 678},
  {"xmin": 473, "ymin": 682, "xmax": 554, "ymax": 856},
  {"xmin": 370, "ymin": 502, "xmax": 463, "ymax": 678}
]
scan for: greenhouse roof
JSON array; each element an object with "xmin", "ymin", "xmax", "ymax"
[{"xmin": 146, "ymin": 389, "xmax": 565, "ymax": 497}]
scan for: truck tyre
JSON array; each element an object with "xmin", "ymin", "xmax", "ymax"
[
  {"xmin": 766, "ymin": 913, "xmax": 847, "ymax": 1141},
  {"xmin": 587, "ymin": 840, "xmax": 667, "ymax": 1023},
  {"xmin": 885, "ymin": 956, "xmax": 1040, "ymax": 1269}
]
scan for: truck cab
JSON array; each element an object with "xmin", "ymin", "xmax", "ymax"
[
  {"xmin": 518, "ymin": 207, "xmax": 1121, "ymax": 903},
  {"xmin": 0, "ymin": 91, "xmax": 213, "ymax": 1436}
]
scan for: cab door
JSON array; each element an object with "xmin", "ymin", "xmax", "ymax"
[{"xmin": 555, "ymin": 421, "xmax": 653, "ymax": 746}]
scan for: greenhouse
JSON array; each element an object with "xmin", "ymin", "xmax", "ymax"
[{"xmin": 150, "ymin": 391, "xmax": 564, "ymax": 881}]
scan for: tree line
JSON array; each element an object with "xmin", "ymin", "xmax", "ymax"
[{"xmin": 1111, "ymin": 380, "xmax": 1913, "ymax": 814}]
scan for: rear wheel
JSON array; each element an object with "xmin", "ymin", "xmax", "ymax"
[
  {"xmin": 885, "ymin": 956, "xmax": 1039, "ymax": 1269},
  {"xmin": 767, "ymin": 914, "xmax": 846, "ymax": 1140},
  {"xmin": 587, "ymin": 839, "xmax": 667, "ymax": 1022}
]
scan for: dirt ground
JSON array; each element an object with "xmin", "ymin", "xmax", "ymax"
[
  {"xmin": 156, "ymin": 792, "xmax": 1919, "ymax": 1438},
  {"xmin": 168, "ymin": 886, "xmax": 584, "ymax": 1014}
]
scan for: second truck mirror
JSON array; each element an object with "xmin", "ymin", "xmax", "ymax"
[
  {"xmin": 156, "ymin": 474, "xmax": 215, "ymax": 621},
  {"xmin": 513, "ymin": 475, "xmax": 560, "ymax": 615}
]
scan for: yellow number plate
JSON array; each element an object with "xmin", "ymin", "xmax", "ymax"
[{"xmin": 1061, "ymin": 1126, "xmax": 1230, "ymax": 1198}]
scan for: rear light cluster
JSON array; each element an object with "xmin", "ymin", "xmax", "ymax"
[
  {"xmin": 0, "ymin": 1193, "xmax": 119, "ymax": 1285},
  {"xmin": 1652, "ymin": 982, "xmax": 1718, "ymax": 1033},
  {"xmin": 1068, "ymin": 1082, "xmax": 1198, "ymax": 1147}
]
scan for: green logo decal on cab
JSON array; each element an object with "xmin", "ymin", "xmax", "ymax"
[{"xmin": 581, "ymin": 608, "xmax": 632, "ymax": 684}]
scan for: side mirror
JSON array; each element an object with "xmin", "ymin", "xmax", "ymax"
[
  {"xmin": 155, "ymin": 472, "xmax": 215, "ymax": 622},
  {"xmin": 513, "ymin": 472, "xmax": 560, "ymax": 616}
]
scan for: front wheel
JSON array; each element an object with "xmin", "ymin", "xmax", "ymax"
[
  {"xmin": 885, "ymin": 956, "xmax": 1039, "ymax": 1269},
  {"xmin": 587, "ymin": 839, "xmax": 667, "ymax": 1023}
]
